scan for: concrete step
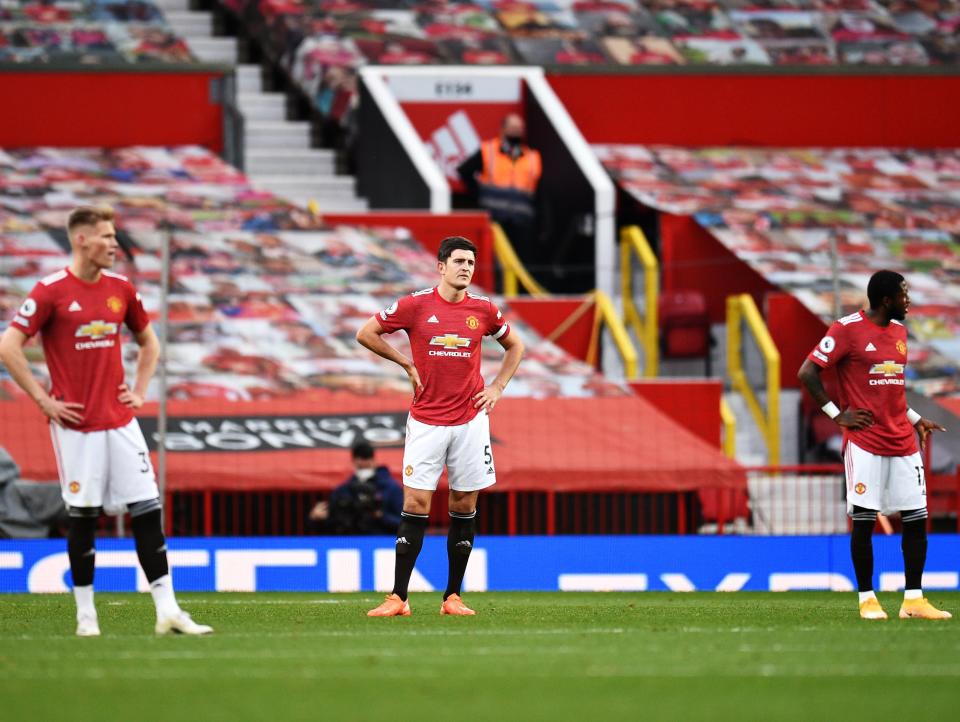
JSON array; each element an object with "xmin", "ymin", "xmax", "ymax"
[
  {"xmin": 163, "ymin": 10, "xmax": 213, "ymax": 37},
  {"xmin": 154, "ymin": 0, "xmax": 190, "ymax": 10},
  {"xmin": 186, "ymin": 36, "xmax": 236, "ymax": 64},
  {"xmin": 240, "ymin": 103, "xmax": 286, "ymax": 122},
  {"xmin": 237, "ymin": 93, "xmax": 286, "ymax": 108},
  {"xmin": 249, "ymin": 175, "xmax": 357, "ymax": 198},
  {"xmin": 236, "ymin": 64, "xmax": 263, "ymax": 94},
  {"xmin": 245, "ymin": 149, "xmax": 335, "ymax": 175},
  {"xmin": 285, "ymin": 195, "xmax": 370, "ymax": 212},
  {"xmin": 244, "ymin": 121, "xmax": 311, "ymax": 148}
]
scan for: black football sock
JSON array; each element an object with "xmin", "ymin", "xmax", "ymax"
[
  {"xmin": 67, "ymin": 513, "xmax": 98, "ymax": 588},
  {"xmin": 444, "ymin": 510, "xmax": 476, "ymax": 601},
  {"xmin": 393, "ymin": 512, "xmax": 428, "ymax": 601},
  {"xmin": 850, "ymin": 507, "xmax": 877, "ymax": 592},
  {"xmin": 901, "ymin": 509, "xmax": 929, "ymax": 591},
  {"xmin": 131, "ymin": 508, "xmax": 169, "ymax": 584}
]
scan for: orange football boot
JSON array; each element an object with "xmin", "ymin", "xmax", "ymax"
[
  {"xmin": 440, "ymin": 594, "xmax": 475, "ymax": 616},
  {"xmin": 367, "ymin": 593, "xmax": 411, "ymax": 617},
  {"xmin": 899, "ymin": 598, "xmax": 952, "ymax": 620}
]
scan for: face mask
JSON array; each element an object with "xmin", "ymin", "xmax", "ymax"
[
  {"xmin": 355, "ymin": 468, "xmax": 375, "ymax": 482},
  {"xmin": 504, "ymin": 135, "xmax": 523, "ymax": 146}
]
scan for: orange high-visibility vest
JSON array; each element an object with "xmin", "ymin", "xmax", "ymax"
[{"xmin": 476, "ymin": 139, "xmax": 542, "ymax": 223}]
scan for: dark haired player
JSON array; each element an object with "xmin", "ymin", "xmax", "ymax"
[
  {"xmin": 357, "ymin": 236, "xmax": 524, "ymax": 616},
  {"xmin": 798, "ymin": 270, "xmax": 950, "ymax": 620}
]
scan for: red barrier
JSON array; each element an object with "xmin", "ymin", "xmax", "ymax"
[
  {"xmin": 322, "ymin": 212, "xmax": 495, "ymax": 292},
  {"xmin": 1, "ymin": 393, "xmax": 745, "ymax": 495},
  {"xmin": 548, "ymin": 72, "xmax": 960, "ymax": 148},
  {"xmin": 0, "ymin": 72, "xmax": 226, "ymax": 151}
]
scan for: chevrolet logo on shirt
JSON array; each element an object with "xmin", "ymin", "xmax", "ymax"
[
  {"xmin": 75, "ymin": 320, "xmax": 118, "ymax": 340},
  {"xmin": 870, "ymin": 361, "xmax": 904, "ymax": 376},
  {"xmin": 430, "ymin": 334, "xmax": 471, "ymax": 349},
  {"xmin": 869, "ymin": 360, "xmax": 905, "ymax": 386},
  {"xmin": 428, "ymin": 334, "xmax": 471, "ymax": 358}
]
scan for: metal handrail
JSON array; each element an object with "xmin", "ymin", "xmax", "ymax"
[
  {"xmin": 726, "ymin": 293, "xmax": 781, "ymax": 465},
  {"xmin": 587, "ymin": 290, "xmax": 639, "ymax": 380},
  {"xmin": 619, "ymin": 226, "xmax": 658, "ymax": 377},
  {"xmin": 491, "ymin": 222, "xmax": 550, "ymax": 298}
]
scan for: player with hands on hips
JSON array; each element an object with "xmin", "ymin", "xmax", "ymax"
[
  {"xmin": 798, "ymin": 270, "xmax": 950, "ymax": 621},
  {"xmin": 0, "ymin": 205, "xmax": 212, "ymax": 637},
  {"xmin": 357, "ymin": 236, "xmax": 524, "ymax": 617}
]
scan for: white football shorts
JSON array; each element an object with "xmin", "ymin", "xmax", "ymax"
[
  {"xmin": 844, "ymin": 440, "xmax": 926, "ymax": 516},
  {"xmin": 402, "ymin": 412, "xmax": 496, "ymax": 492},
  {"xmin": 50, "ymin": 418, "xmax": 159, "ymax": 512}
]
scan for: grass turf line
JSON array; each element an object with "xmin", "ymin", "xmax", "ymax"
[{"xmin": 1, "ymin": 592, "xmax": 958, "ymax": 721}]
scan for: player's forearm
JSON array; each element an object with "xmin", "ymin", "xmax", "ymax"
[
  {"xmin": 0, "ymin": 335, "xmax": 49, "ymax": 404},
  {"xmin": 357, "ymin": 330, "xmax": 413, "ymax": 373},
  {"xmin": 797, "ymin": 361, "xmax": 830, "ymax": 407},
  {"xmin": 132, "ymin": 336, "xmax": 160, "ymax": 398},
  {"xmin": 491, "ymin": 341, "xmax": 524, "ymax": 392}
]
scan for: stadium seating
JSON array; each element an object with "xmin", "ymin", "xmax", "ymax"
[
  {"xmin": 0, "ymin": 145, "xmax": 622, "ymax": 401},
  {"xmin": 0, "ymin": 0, "xmax": 194, "ymax": 63},
  {"xmin": 595, "ymin": 143, "xmax": 960, "ymax": 402},
  {"xmin": 220, "ymin": 0, "xmax": 960, "ymax": 138}
]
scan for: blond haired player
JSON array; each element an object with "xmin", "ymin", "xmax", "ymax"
[
  {"xmin": 0, "ymin": 206, "xmax": 212, "ymax": 636},
  {"xmin": 357, "ymin": 236, "xmax": 524, "ymax": 616}
]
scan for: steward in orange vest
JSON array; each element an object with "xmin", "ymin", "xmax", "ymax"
[{"xmin": 475, "ymin": 137, "xmax": 542, "ymax": 224}]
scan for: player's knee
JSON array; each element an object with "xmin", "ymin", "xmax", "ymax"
[
  {"xmin": 901, "ymin": 508, "xmax": 928, "ymax": 525},
  {"xmin": 68, "ymin": 505, "xmax": 102, "ymax": 519},
  {"xmin": 128, "ymin": 498, "xmax": 162, "ymax": 518}
]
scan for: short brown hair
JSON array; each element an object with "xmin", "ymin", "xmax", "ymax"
[
  {"xmin": 438, "ymin": 236, "xmax": 477, "ymax": 263},
  {"xmin": 67, "ymin": 206, "xmax": 115, "ymax": 233}
]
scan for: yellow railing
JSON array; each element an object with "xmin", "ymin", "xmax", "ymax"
[
  {"xmin": 586, "ymin": 290, "xmax": 639, "ymax": 380},
  {"xmin": 492, "ymin": 223, "xmax": 637, "ymax": 380},
  {"xmin": 491, "ymin": 222, "xmax": 549, "ymax": 298},
  {"xmin": 619, "ymin": 226, "xmax": 658, "ymax": 377},
  {"xmin": 726, "ymin": 293, "xmax": 780, "ymax": 465},
  {"xmin": 719, "ymin": 397, "xmax": 736, "ymax": 460}
]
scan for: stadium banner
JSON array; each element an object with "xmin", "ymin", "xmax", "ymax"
[
  {"xmin": 1, "ymin": 396, "xmax": 744, "ymax": 493},
  {"xmin": 2, "ymin": 535, "xmax": 958, "ymax": 594}
]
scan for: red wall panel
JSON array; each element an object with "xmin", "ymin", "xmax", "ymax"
[
  {"xmin": 548, "ymin": 73, "xmax": 960, "ymax": 148},
  {"xmin": 659, "ymin": 214, "xmax": 777, "ymax": 323},
  {"xmin": 0, "ymin": 73, "xmax": 225, "ymax": 150},
  {"xmin": 629, "ymin": 378, "xmax": 723, "ymax": 449},
  {"xmin": 766, "ymin": 292, "xmax": 829, "ymax": 390},
  {"xmin": 507, "ymin": 297, "xmax": 595, "ymax": 362}
]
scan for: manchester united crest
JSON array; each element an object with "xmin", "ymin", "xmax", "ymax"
[
  {"xmin": 69, "ymin": 481, "xmax": 81, "ymax": 494},
  {"xmin": 466, "ymin": 315, "xmax": 479, "ymax": 330},
  {"xmin": 855, "ymin": 482, "xmax": 866, "ymax": 495},
  {"xmin": 106, "ymin": 296, "xmax": 123, "ymax": 313},
  {"xmin": 404, "ymin": 465, "xmax": 414, "ymax": 477},
  {"xmin": 896, "ymin": 340, "xmax": 907, "ymax": 356}
]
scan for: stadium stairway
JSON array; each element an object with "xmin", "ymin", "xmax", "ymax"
[{"xmin": 155, "ymin": 0, "xmax": 368, "ymax": 213}]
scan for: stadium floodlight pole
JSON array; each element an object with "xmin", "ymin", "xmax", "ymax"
[
  {"xmin": 828, "ymin": 233, "xmax": 841, "ymax": 319},
  {"xmin": 157, "ymin": 224, "xmax": 171, "ymax": 505}
]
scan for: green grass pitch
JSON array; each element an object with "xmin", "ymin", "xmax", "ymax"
[{"xmin": 2, "ymin": 592, "xmax": 958, "ymax": 721}]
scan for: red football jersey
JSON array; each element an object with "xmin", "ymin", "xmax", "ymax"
[
  {"xmin": 807, "ymin": 310, "xmax": 916, "ymax": 456},
  {"xmin": 10, "ymin": 268, "xmax": 150, "ymax": 432},
  {"xmin": 375, "ymin": 287, "xmax": 510, "ymax": 426}
]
